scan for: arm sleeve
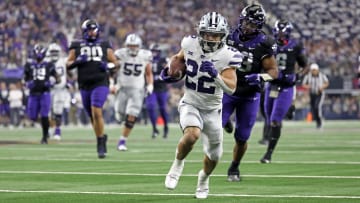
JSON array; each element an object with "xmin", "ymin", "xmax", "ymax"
[{"xmin": 296, "ymin": 42, "xmax": 307, "ymax": 68}]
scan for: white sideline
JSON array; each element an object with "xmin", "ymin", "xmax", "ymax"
[
  {"xmin": 0, "ymin": 170, "xmax": 359, "ymax": 179},
  {"xmin": 0, "ymin": 189, "xmax": 359, "ymax": 199}
]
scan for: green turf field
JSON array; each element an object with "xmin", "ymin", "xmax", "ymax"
[{"xmin": 0, "ymin": 121, "xmax": 359, "ymax": 203}]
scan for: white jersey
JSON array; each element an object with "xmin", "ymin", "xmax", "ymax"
[
  {"xmin": 181, "ymin": 36, "xmax": 242, "ymax": 110},
  {"xmin": 114, "ymin": 48, "xmax": 152, "ymax": 89},
  {"xmin": 44, "ymin": 56, "xmax": 67, "ymax": 90}
]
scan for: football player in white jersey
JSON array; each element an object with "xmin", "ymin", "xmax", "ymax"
[
  {"xmin": 47, "ymin": 43, "xmax": 70, "ymax": 140},
  {"xmin": 161, "ymin": 12, "xmax": 242, "ymax": 199},
  {"xmin": 114, "ymin": 33, "xmax": 154, "ymax": 151}
]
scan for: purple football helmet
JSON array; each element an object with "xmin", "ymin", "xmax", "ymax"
[
  {"xmin": 238, "ymin": 4, "xmax": 266, "ymax": 37},
  {"xmin": 81, "ymin": 19, "xmax": 99, "ymax": 42},
  {"xmin": 273, "ymin": 20, "xmax": 293, "ymax": 45},
  {"xmin": 33, "ymin": 44, "xmax": 47, "ymax": 61}
]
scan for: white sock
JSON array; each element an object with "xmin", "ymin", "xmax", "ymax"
[
  {"xmin": 175, "ymin": 158, "xmax": 184, "ymax": 167},
  {"xmin": 120, "ymin": 135, "xmax": 127, "ymax": 141},
  {"xmin": 199, "ymin": 169, "xmax": 208, "ymax": 179}
]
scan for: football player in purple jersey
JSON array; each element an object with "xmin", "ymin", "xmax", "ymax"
[
  {"xmin": 260, "ymin": 19, "xmax": 307, "ymax": 163},
  {"xmin": 146, "ymin": 43, "xmax": 170, "ymax": 138},
  {"xmin": 223, "ymin": 4, "xmax": 278, "ymax": 182},
  {"xmin": 24, "ymin": 44, "xmax": 58, "ymax": 144},
  {"xmin": 66, "ymin": 19, "xmax": 119, "ymax": 158}
]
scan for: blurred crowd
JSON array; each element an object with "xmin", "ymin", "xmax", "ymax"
[{"xmin": 0, "ymin": 0, "xmax": 360, "ymax": 125}]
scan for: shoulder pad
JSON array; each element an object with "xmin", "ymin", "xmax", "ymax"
[
  {"xmin": 69, "ymin": 40, "xmax": 82, "ymax": 50},
  {"xmin": 181, "ymin": 35, "xmax": 197, "ymax": 50}
]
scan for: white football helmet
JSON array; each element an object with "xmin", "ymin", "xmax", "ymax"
[
  {"xmin": 47, "ymin": 43, "xmax": 61, "ymax": 62},
  {"xmin": 125, "ymin": 33, "xmax": 142, "ymax": 56},
  {"xmin": 197, "ymin": 12, "xmax": 229, "ymax": 52}
]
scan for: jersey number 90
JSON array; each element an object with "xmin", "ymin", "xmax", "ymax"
[{"xmin": 80, "ymin": 46, "xmax": 103, "ymax": 62}]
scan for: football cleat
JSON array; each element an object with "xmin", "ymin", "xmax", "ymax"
[
  {"xmin": 224, "ymin": 121, "xmax": 234, "ymax": 134},
  {"xmin": 165, "ymin": 160, "xmax": 184, "ymax": 190},
  {"xmin": 97, "ymin": 135, "xmax": 107, "ymax": 159},
  {"xmin": 53, "ymin": 135, "xmax": 61, "ymax": 141},
  {"xmin": 195, "ymin": 170, "xmax": 209, "ymax": 199},
  {"xmin": 152, "ymin": 128, "xmax": 159, "ymax": 139},
  {"xmin": 227, "ymin": 167, "xmax": 240, "ymax": 182},
  {"xmin": 258, "ymin": 139, "xmax": 269, "ymax": 145},
  {"xmin": 163, "ymin": 125, "xmax": 169, "ymax": 139},
  {"xmin": 117, "ymin": 139, "xmax": 127, "ymax": 151},
  {"xmin": 40, "ymin": 138, "xmax": 48, "ymax": 144},
  {"xmin": 260, "ymin": 152, "xmax": 272, "ymax": 164}
]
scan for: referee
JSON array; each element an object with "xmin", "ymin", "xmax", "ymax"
[{"xmin": 302, "ymin": 63, "xmax": 329, "ymax": 129}]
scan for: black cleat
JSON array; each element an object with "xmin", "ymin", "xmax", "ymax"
[
  {"xmin": 285, "ymin": 105, "xmax": 295, "ymax": 120},
  {"xmin": 97, "ymin": 135, "xmax": 107, "ymax": 159},
  {"xmin": 224, "ymin": 121, "xmax": 234, "ymax": 134},
  {"xmin": 258, "ymin": 139, "xmax": 269, "ymax": 145},
  {"xmin": 163, "ymin": 125, "xmax": 169, "ymax": 139},
  {"xmin": 152, "ymin": 128, "xmax": 159, "ymax": 139},
  {"xmin": 227, "ymin": 167, "xmax": 240, "ymax": 182},
  {"xmin": 260, "ymin": 152, "xmax": 272, "ymax": 164},
  {"xmin": 40, "ymin": 138, "xmax": 48, "ymax": 144}
]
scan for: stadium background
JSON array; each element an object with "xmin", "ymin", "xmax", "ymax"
[{"xmin": 0, "ymin": 0, "xmax": 360, "ymax": 124}]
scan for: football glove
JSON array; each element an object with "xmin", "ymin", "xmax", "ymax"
[
  {"xmin": 160, "ymin": 67, "xmax": 183, "ymax": 83},
  {"xmin": 200, "ymin": 61, "xmax": 218, "ymax": 78},
  {"xmin": 245, "ymin": 74, "xmax": 263, "ymax": 86},
  {"xmin": 26, "ymin": 81, "xmax": 35, "ymax": 89}
]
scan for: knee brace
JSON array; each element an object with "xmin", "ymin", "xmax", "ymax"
[
  {"xmin": 54, "ymin": 114, "xmax": 62, "ymax": 126},
  {"xmin": 125, "ymin": 115, "xmax": 136, "ymax": 129},
  {"xmin": 205, "ymin": 142, "xmax": 223, "ymax": 161}
]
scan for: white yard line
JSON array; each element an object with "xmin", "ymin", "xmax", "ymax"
[
  {"xmin": 0, "ymin": 170, "xmax": 359, "ymax": 179},
  {"xmin": 0, "ymin": 157, "xmax": 359, "ymax": 164},
  {"xmin": 1, "ymin": 147, "xmax": 359, "ymax": 155},
  {"xmin": 0, "ymin": 189, "xmax": 359, "ymax": 199}
]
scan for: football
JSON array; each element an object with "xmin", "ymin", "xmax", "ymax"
[{"xmin": 168, "ymin": 55, "xmax": 186, "ymax": 79}]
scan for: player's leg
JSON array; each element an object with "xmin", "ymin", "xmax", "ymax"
[
  {"xmin": 40, "ymin": 93, "xmax": 51, "ymax": 144},
  {"xmin": 157, "ymin": 91, "xmax": 170, "ymax": 138},
  {"xmin": 145, "ymin": 92, "xmax": 159, "ymax": 138},
  {"xmin": 27, "ymin": 95, "xmax": 41, "ymax": 140},
  {"xmin": 195, "ymin": 109, "xmax": 223, "ymax": 199},
  {"xmin": 259, "ymin": 87, "xmax": 272, "ymax": 145},
  {"xmin": 221, "ymin": 94, "xmax": 237, "ymax": 133},
  {"xmin": 285, "ymin": 86, "xmax": 297, "ymax": 120},
  {"xmin": 165, "ymin": 103, "xmax": 202, "ymax": 190},
  {"xmin": 89, "ymin": 86, "xmax": 109, "ymax": 158},
  {"xmin": 261, "ymin": 86, "xmax": 293, "ymax": 163},
  {"xmin": 52, "ymin": 90, "xmax": 65, "ymax": 140},
  {"xmin": 228, "ymin": 94, "xmax": 260, "ymax": 182},
  {"xmin": 117, "ymin": 88, "xmax": 144, "ymax": 151}
]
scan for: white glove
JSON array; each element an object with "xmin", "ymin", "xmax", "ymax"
[{"xmin": 146, "ymin": 84, "xmax": 154, "ymax": 95}]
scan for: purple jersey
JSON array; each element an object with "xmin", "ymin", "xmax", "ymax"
[
  {"xmin": 69, "ymin": 39, "xmax": 112, "ymax": 90},
  {"xmin": 227, "ymin": 29, "xmax": 276, "ymax": 96},
  {"xmin": 24, "ymin": 60, "xmax": 57, "ymax": 95}
]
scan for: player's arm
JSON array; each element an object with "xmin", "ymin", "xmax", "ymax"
[
  {"xmin": 145, "ymin": 62, "xmax": 154, "ymax": 94},
  {"xmin": 23, "ymin": 63, "xmax": 31, "ymax": 82},
  {"xmin": 261, "ymin": 55, "xmax": 278, "ymax": 80},
  {"xmin": 160, "ymin": 49, "xmax": 186, "ymax": 82},
  {"xmin": 66, "ymin": 49, "xmax": 77, "ymax": 80},
  {"xmin": 106, "ymin": 48, "xmax": 120, "ymax": 74},
  {"xmin": 168, "ymin": 49, "xmax": 185, "ymax": 77},
  {"xmin": 217, "ymin": 67, "xmax": 237, "ymax": 94}
]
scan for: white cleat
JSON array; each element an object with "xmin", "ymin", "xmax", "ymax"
[
  {"xmin": 117, "ymin": 144, "xmax": 128, "ymax": 151},
  {"xmin": 195, "ymin": 170, "xmax": 209, "ymax": 199},
  {"xmin": 165, "ymin": 159, "xmax": 184, "ymax": 190},
  {"xmin": 53, "ymin": 135, "xmax": 61, "ymax": 141}
]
